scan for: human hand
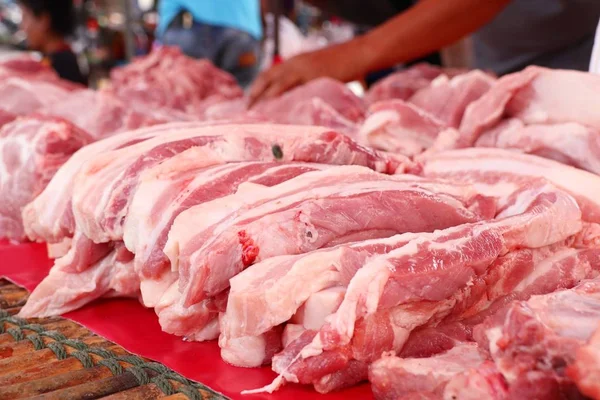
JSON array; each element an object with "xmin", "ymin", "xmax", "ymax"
[{"xmin": 248, "ymin": 40, "xmax": 369, "ymax": 107}]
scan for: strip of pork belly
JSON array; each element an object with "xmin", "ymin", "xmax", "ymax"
[
  {"xmin": 399, "ymin": 242, "xmax": 600, "ymax": 359},
  {"xmin": 258, "ymin": 183, "xmax": 582, "ymax": 391},
  {"xmin": 22, "ymin": 121, "xmax": 210, "ymax": 244},
  {"xmin": 453, "ymin": 66, "xmax": 600, "ymax": 148},
  {"xmin": 358, "ymin": 100, "xmax": 444, "ymax": 157},
  {"xmin": 175, "ymin": 174, "xmax": 494, "ymax": 308},
  {"xmin": 20, "ymin": 243, "xmax": 137, "ymax": 317},
  {"xmin": 72, "ymin": 124, "xmax": 403, "ymax": 244},
  {"xmin": 474, "ymin": 277, "xmax": 600, "ymax": 397},
  {"xmin": 475, "ymin": 119, "xmax": 600, "ymax": 175},
  {"xmin": 368, "ymin": 343, "xmax": 496, "ymax": 400},
  {"xmin": 408, "ymin": 70, "xmax": 495, "ymax": 129},
  {"xmin": 126, "ymin": 158, "xmax": 330, "ymax": 307},
  {"xmin": 418, "ymin": 147, "xmax": 600, "ymax": 223}
]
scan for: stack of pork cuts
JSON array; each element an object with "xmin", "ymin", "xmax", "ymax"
[
  {"xmin": 203, "ymin": 77, "xmax": 365, "ymax": 136},
  {"xmin": 0, "ymin": 115, "xmax": 91, "ymax": 240},
  {"xmin": 105, "ymin": 46, "xmax": 243, "ymax": 116}
]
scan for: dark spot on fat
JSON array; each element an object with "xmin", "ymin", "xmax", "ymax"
[
  {"xmin": 272, "ymin": 144, "xmax": 283, "ymax": 160},
  {"xmin": 306, "ymin": 231, "xmax": 313, "ymax": 238}
]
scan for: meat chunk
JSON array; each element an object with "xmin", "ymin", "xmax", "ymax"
[
  {"xmin": 475, "ymin": 277, "xmax": 600, "ymax": 397},
  {"xmin": 0, "ymin": 115, "xmax": 91, "ymax": 240},
  {"xmin": 569, "ymin": 325, "xmax": 600, "ymax": 399},
  {"xmin": 0, "ymin": 77, "xmax": 73, "ymax": 115}
]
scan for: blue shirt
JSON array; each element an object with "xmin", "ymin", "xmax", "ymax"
[{"xmin": 157, "ymin": 0, "xmax": 262, "ymax": 40}]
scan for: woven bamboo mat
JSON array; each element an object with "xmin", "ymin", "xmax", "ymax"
[{"xmin": 0, "ymin": 279, "xmax": 227, "ymax": 400}]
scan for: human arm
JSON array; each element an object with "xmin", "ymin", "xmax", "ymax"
[{"xmin": 248, "ymin": 0, "xmax": 511, "ymax": 106}]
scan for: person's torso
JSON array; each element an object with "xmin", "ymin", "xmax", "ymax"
[
  {"xmin": 44, "ymin": 48, "xmax": 87, "ymax": 85},
  {"xmin": 158, "ymin": 0, "xmax": 262, "ymax": 40},
  {"xmin": 473, "ymin": 0, "xmax": 600, "ymax": 74}
]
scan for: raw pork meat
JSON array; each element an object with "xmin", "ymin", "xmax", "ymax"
[
  {"xmin": 569, "ymin": 325, "xmax": 600, "ymax": 399},
  {"xmin": 365, "ymin": 64, "xmax": 465, "ymax": 105},
  {"xmin": 0, "ymin": 77, "xmax": 73, "ymax": 115},
  {"xmin": 23, "ymin": 121, "xmax": 214, "ymax": 244},
  {"xmin": 263, "ymin": 182, "xmax": 582, "ymax": 393},
  {"xmin": 474, "ymin": 277, "xmax": 600, "ymax": 398},
  {"xmin": 0, "ymin": 115, "xmax": 91, "ymax": 240},
  {"xmin": 123, "ymin": 159, "xmax": 331, "ymax": 306},
  {"xmin": 475, "ymin": 120, "xmax": 600, "ymax": 174},
  {"xmin": 41, "ymin": 90, "xmax": 177, "ymax": 139},
  {"xmin": 408, "ymin": 70, "xmax": 495, "ymax": 128},
  {"xmin": 358, "ymin": 100, "xmax": 444, "ymax": 157},
  {"xmin": 443, "ymin": 66, "xmax": 600, "ymax": 150},
  {"xmin": 20, "ymin": 243, "xmax": 138, "ymax": 318},
  {"xmin": 360, "ymin": 71, "xmax": 494, "ymax": 156},
  {"xmin": 72, "ymin": 124, "xmax": 403, "ymax": 245},
  {"xmin": 368, "ymin": 343, "xmax": 505, "ymax": 400},
  {"xmin": 107, "ymin": 46, "xmax": 242, "ymax": 114},
  {"xmin": 253, "ymin": 78, "xmax": 365, "ymax": 123},
  {"xmin": 168, "ymin": 169, "xmax": 491, "ymax": 307},
  {"xmin": 418, "ymin": 147, "xmax": 600, "ymax": 223},
  {"xmin": 0, "ymin": 110, "xmax": 16, "ymax": 128}
]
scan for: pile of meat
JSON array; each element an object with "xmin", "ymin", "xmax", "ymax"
[{"xmin": 4, "ymin": 48, "xmax": 600, "ymax": 399}]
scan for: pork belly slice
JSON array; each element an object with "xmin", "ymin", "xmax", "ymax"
[
  {"xmin": 19, "ymin": 242, "xmax": 137, "ymax": 318},
  {"xmin": 259, "ymin": 183, "xmax": 581, "ymax": 392},
  {"xmin": 418, "ymin": 147, "xmax": 600, "ymax": 224},
  {"xmin": 475, "ymin": 120, "xmax": 600, "ymax": 175},
  {"xmin": 358, "ymin": 100, "xmax": 444, "ymax": 157},
  {"xmin": 0, "ymin": 115, "xmax": 91, "ymax": 241},
  {"xmin": 171, "ymin": 171, "xmax": 494, "ymax": 309},
  {"xmin": 72, "ymin": 124, "xmax": 403, "ymax": 244},
  {"xmin": 449, "ymin": 66, "xmax": 600, "ymax": 149},
  {"xmin": 123, "ymin": 157, "xmax": 329, "ymax": 304},
  {"xmin": 368, "ymin": 343, "xmax": 506, "ymax": 400},
  {"xmin": 475, "ymin": 277, "xmax": 600, "ymax": 398},
  {"xmin": 22, "ymin": 121, "xmax": 210, "ymax": 244}
]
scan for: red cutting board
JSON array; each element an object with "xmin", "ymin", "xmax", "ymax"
[{"xmin": 0, "ymin": 240, "xmax": 373, "ymax": 399}]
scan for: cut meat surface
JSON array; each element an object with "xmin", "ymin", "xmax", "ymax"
[
  {"xmin": 418, "ymin": 147, "xmax": 600, "ymax": 223},
  {"xmin": 106, "ymin": 46, "xmax": 242, "ymax": 115},
  {"xmin": 23, "ymin": 121, "xmax": 212, "ymax": 244},
  {"xmin": 0, "ymin": 77, "xmax": 73, "ymax": 116},
  {"xmin": 368, "ymin": 343, "xmax": 491, "ymax": 400},
  {"xmin": 40, "ymin": 90, "xmax": 175, "ymax": 139},
  {"xmin": 253, "ymin": 78, "xmax": 365, "ymax": 123},
  {"xmin": 475, "ymin": 277, "xmax": 600, "ymax": 398},
  {"xmin": 123, "ymin": 158, "xmax": 330, "ymax": 306},
  {"xmin": 73, "ymin": 124, "xmax": 403, "ymax": 245},
  {"xmin": 19, "ymin": 243, "xmax": 137, "ymax": 318},
  {"xmin": 172, "ymin": 169, "xmax": 493, "ymax": 309},
  {"xmin": 408, "ymin": 70, "xmax": 495, "ymax": 129},
  {"xmin": 365, "ymin": 64, "xmax": 465, "ymax": 105},
  {"xmin": 569, "ymin": 325, "xmax": 600, "ymax": 399},
  {"xmin": 0, "ymin": 115, "xmax": 91, "ymax": 240},
  {"xmin": 358, "ymin": 100, "xmax": 444, "ymax": 156},
  {"xmin": 475, "ymin": 120, "xmax": 600, "ymax": 174}
]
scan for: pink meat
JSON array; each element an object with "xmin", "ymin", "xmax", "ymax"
[
  {"xmin": 19, "ymin": 243, "xmax": 138, "ymax": 318},
  {"xmin": 474, "ymin": 277, "xmax": 600, "ymax": 397},
  {"xmin": 568, "ymin": 326, "xmax": 600, "ymax": 399},
  {"xmin": 358, "ymin": 100, "xmax": 444, "ymax": 156},
  {"xmin": 175, "ymin": 172, "xmax": 493, "ymax": 308},
  {"xmin": 72, "ymin": 124, "xmax": 403, "ymax": 245},
  {"xmin": 0, "ymin": 115, "xmax": 91, "ymax": 240},
  {"xmin": 368, "ymin": 343, "xmax": 492, "ymax": 400},
  {"xmin": 23, "ymin": 121, "xmax": 212, "ymax": 244},
  {"xmin": 418, "ymin": 147, "xmax": 600, "ymax": 223},
  {"xmin": 0, "ymin": 77, "xmax": 73, "ymax": 115}
]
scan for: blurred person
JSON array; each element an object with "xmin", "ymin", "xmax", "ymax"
[
  {"xmin": 18, "ymin": 0, "xmax": 87, "ymax": 85},
  {"xmin": 249, "ymin": 0, "xmax": 600, "ymax": 105},
  {"xmin": 157, "ymin": 0, "xmax": 262, "ymax": 88}
]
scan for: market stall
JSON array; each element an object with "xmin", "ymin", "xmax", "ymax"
[{"xmin": 1, "ymin": 1, "xmax": 600, "ymax": 399}]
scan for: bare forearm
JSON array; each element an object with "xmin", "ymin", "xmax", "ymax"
[{"xmin": 357, "ymin": 0, "xmax": 511, "ymax": 73}]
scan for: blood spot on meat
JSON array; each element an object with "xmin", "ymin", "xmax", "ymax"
[{"xmin": 238, "ymin": 230, "xmax": 259, "ymax": 267}]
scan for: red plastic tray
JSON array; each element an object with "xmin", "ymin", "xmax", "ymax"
[{"xmin": 0, "ymin": 240, "xmax": 372, "ymax": 399}]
